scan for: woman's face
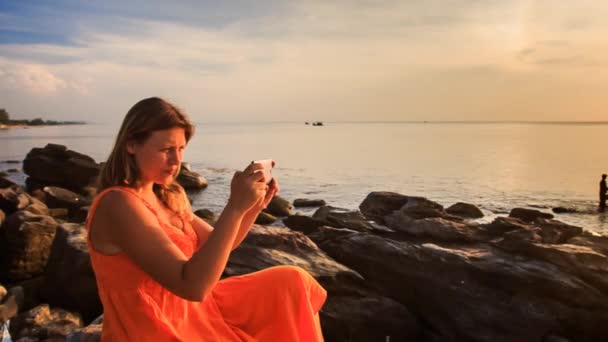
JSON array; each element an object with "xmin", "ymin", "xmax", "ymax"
[{"xmin": 127, "ymin": 127, "xmax": 186, "ymax": 185}]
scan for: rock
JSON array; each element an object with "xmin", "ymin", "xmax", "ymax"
[
  {"xmin": 23, "ymin": 144, "xmax": 101, "ymax": 194},
  {"xmin": 481, "ymin": 216, "xmax": 531, "ymax": 237},
  {"xmin": 194, "ymin": 209, "xmax": 216, "ymax": 225},
  {"xmin": 446, "ymin": 202, "xmax": 484, "ymax": 218},
  {"xmin": 312, "ymin": 206, "xmax": 380, "ymax": 232},
  {"xmin": 224, "ymin": 225, "xmax": 367, "ymax": 297},
  {"xmin": 283, "ymin": 215, "xmax": 329, "ymax": 235},
  {"xmin": 0, "ymin": 187, "xmax": 32, "ymax": 215},
  {"xmin": 255, "ymin": 211, "xmax": 277, "ymax": 224},
  {"xmin": 0, "ymin": 209, "xmax": 4, "ymax": 228},
  {"xmin": 293, "ymin": 198, "xmax": 326, "ymax": 207},
  {"xmin": 317, "ymin": 232, "xmax": 608, "ymax": 341},
  {"xmin": 42, "ymin": 186, "xmax": 89, "ymax": 209},
  {"xmin": 536, "ymin": 219, "xmax": 583, "ymax": 244},
  {"xmin": 9, "ymin": 304, "xmax": 83, "ymax": 340},
  {"xmin": 265, "ymin": 195, "xmax": 293, "ymax": 217},
  {"xmin": 552, "ymin": 207, "xmax": 578, "ymax": 214},
  {"xmin": 0, "ymin": 177, "xmax": 16, "ymax": 189},
  {"xmin": 176, "ymin": 165, "xmax": 208, "ymax": 190},
  {"xmin": 307, "ymin": 226, "xmax": 361, "ymax": 247},
  {"xmin": 385, "ymin": 214, "xmax": 481, "ymax": 242},
  {"xmin": 6, "ymin": 169, "xmax": 18, "ymax": 173},
  {"xmin": 68, "ymin": 206, "xmax": 90, "ymax": 224},
  {"xmin": 66, "ymin": 323, "xmax": 102, "ymax": 342},
  {"xmin": 0, "ymin": 286, "xmax": 23, "ymax": 324},
  {"xmin": 0, "ymin": 172, "xmax": 6, "ymax": 177},
  {"xmin": 569, "ymin": 234, "xmax": 608, "ymax": 256},
  {"xmin": 509, "ymin": 207, "xmax": 554, "ymax": 222},
  {"xmin": 399, "ymin": 196, "xmax": 446, "ymax": 220},
  {"xmin": 41, "ymin": 223, "xmax": 102, "ymax": 323},
  {"xmin": 0, "ymin": 211, "xmax": 58, "ymax": 282},
  {"xmin": 359, "ymin": 192, "xmax": 410, "ymax": 224},
  {"xmin": 321, "ymin": 295, "xmax": 421, "ymax": 342}
]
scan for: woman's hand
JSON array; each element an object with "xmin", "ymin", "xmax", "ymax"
[
  {"xmin": 227, "ymin": 163, "xmax": 267, "ymax": 213},
  {"xmin": 250, "ymin": 177, "xmax": 280, "ymax": 214}
]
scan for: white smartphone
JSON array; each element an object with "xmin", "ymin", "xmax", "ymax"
[{"xmin": 251, "ymin": 159, "xmax": 276, "ymax": 184}]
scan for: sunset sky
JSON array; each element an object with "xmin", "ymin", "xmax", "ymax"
[{"xmin": 0, "ymin": 0, "xmax": 607, "ymax": 123}]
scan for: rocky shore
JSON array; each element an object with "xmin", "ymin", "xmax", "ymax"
[{"xmin": 1, "ymin": 144, "xmax": 608, "ymax": 341}]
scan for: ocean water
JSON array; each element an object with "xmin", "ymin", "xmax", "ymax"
[{"xmin": 1, "ymin": 122, "xmax": 607, "ymax": 234}]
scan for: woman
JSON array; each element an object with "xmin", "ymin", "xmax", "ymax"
[{"xmin": 87, "ymin": 97, "xmax": 327, "ymax": 341}]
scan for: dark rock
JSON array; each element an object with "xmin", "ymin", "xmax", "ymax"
[
  {"xmin": 552, "ymin": 207, "xmax": 578, "ymax": 214},
  {"xmin": 41, "ymin": 223, "xmax": 102, "ymax": 323},
  {"xmin": 266, "ymin": 195, "xmax": 293, "ymax": 217},
  {"xmin": 481, "ymin": 216, "xmax": 531, "ymax": 237},
  {"xmin": 312, "ymin": 206, "xmax": 380, "ymax": 232},
  {"xmin": 536, "ymin": 219, "xmax": 583, "ymax": 244},
  {"xmin": 42, "ymin": 186, "xmax": 89, "ymax": 209},
  {"xmin": 0, "ymin": 177, "xmax": 16, "ymax": 189},
  {"xmin": 66, "ymin": 323, "xmax": 102, "ymax": 342},
  {"xmin": 9, "ymin": 304, "xmax": 83, "ymax": 340},
  {"xmin": 293, "ymin": 198, "xmax": 326, "ymax": 207},
  {"xmin": 509, "ymin": 207, "xmax": 554, "ymax": 222},
  {"xmin": 68, "ymin": 206, "xmax": 90, "ymax": 224},
  {"xmin": 359, "ymin": 192, "xmax": 410, "ymax": 224},
  {"xmin": 22, "ymin": 144, "xmax": 101, "ymax": 194},
  {"xmin": 569, "ymin": 233, "xmax": 608, "ymax": 256},
  {"xmin": 385, "ymin": 212, "xmax": 482, "ymax": 242},
  {"xmin": 6, "ymin": 169, "xmax": 18, "ymax": 173},
  {"xmin": 321, "ymin": 295, "xmax": 421, "ymax": 342},
  {"xmin": 446, "ymin": 202, "xmax": 484, "ymax": 218},
  {"xmin": 255, "ymin": 211, "xmax": 277, "ymax": 224},
  {"xmin": 224, "ymin": 225, "xmax": 367, "ymax": 297},
  {"xmin": 194, "ymin": 209, "xmax": 216, "ymax": 225},
  {"xmin": 283, "ymin": 215, "xmax": 329, "ymax": 235},
  {"xmin": 0, "ymin": 286, "xmax": 23, "ymax": 324},
  {"xmin": 0, "ymin": 211, "xmax": 58, "ymax": 282},
  {"xmin": 318, "ymin": 232, "xmax": 608, "ymax": 341},
  {"xmin": 0, "ymin": 187, "xmax": 31, "ymax": 215},
  {"xmin": 399, "ymin": 196, "xmax": 445, "ymax": 220},
  {"xmin": 176, "ymin": 165, "xmax": 208, "ymax": 190}
]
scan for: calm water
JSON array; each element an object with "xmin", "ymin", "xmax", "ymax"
[{"xmin": 1, "ymin": 122, "xmax": 607, "ymax": 234}]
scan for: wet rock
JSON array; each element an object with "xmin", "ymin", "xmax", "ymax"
[
  {"xmin": 385, "ymin": 214, "xmax": 481, "ymax": 242},
  {"xmin": 23, "ymin": 144, "xmax": 101, "ymax": 194},
  {"xmin": 176, "ymin": 165, "xmax": 208, "ymax": 190},
  {"xmin": 265, "ymin": 195, "xmax": 293, "ymax": 217},
  {"xmin": 509, "ymin": 207, "xmax": 554, "ymax": 222},
  {"xmin": 283, "ymin": 215, "xmax": 329, "ymax": 235},
  {"xmin": 255, "ymin": 211, "xmax": 277, "ymax": 224},
  {"xmin": 481, "ymin": 216, "xmax": 531, "ymax": 237},
  {"xmin": 42, "ymin": 186, "xmax": 89, "ymax": 210},
  {"xmin": 359, "ymin": 192, "xmax": 410, "ymax": 224},
  {"xmin": 312, "ymin": 206, "xmax": 381, "ymax": 233},
  {"xmin": 293, "ymin": 198, "xmax": 326, "ymax": 207},
  {"xmin": 41, "ymin": 223, "xmax": 102, "ymax": 323},
  {"xmin": 568, "ymin": 233, "xmax": 608, "ymax": 256},
  {"xmin": 194, "ymin": 209, "xmax": 216, "ymax": 225},
  {"xmin": 0, "ymin": 211, "xmax": 58, "ymax": 282},
  {"xmin": 9, "ymin": 304, "xmax": 83, "ymax": 340},
  {"xmin": 552, "ymin": 207, "xmax": 578, "ymax": 214},
  {"xmin": 536, "ymin": 219, "xmax": 583, "ymax": 244},
  {"xmin": 446, "ymin": 202, "xmax": 484, "ymax": 218}
]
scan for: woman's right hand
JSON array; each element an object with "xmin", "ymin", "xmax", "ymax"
[{"xmin": 227, "ymin": 162, "xmax": 267, "ymax": 212}]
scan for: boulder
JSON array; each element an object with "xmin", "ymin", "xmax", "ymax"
[
  {"xmin": 569, "ymin": 233, "xmax": 608, "ymax": 256},
  {"xmin": 317, "ymin": 232, "xmax": 608, "ymax": 341},
  {"xmin": 0, "ymin": 187, "xmax": 31, "ymax": 215},
  {"xmin": 0, "ymin": 177, "xmax": 16, "ymax": 189},
  {"xmin": 23, "ymin": 144, "xmax": 101, "ymax": 194},
  {"xmin": 41, "ymin": 224, "xmax": 102, "ymax": 323},
  {"xmin": 359, "ymin": 192, "xmax": 410, "ymax": 224},
  {"xmin": 194, "ymin": 209, "xmax": 216, "ymax": 225},
  {"xmin": 9, "ymin": 304, "xmax": 83, "ymax": 340},
  {"xmin": 255, "ymin": 211, "xmax": 277, "ymax": 224},
  {"xmin": 283, "ymin": 215, "xmax": 329, "ymax": 235},
  {"xmin": 312, "ymin": 206, "xmax": 380, "ymax": 233},
  {"xmin": 0, "ymin": 211, "xmax": 58, "ymax": 281},
  {"xmin": 265, "ymin": 195, "xmax": 293, "ymax": 217},
  {"xmin": 66, "ymin": 323, "xmax": 102, "ymax": 342},
  {"xmin": 42, "ymin": 186, "xmax": 89, "ymax": 210},
  {"xmin": 176, "ymin": 165, "xmax": 208, "ymax": 190},
  {"xmin": 293, "ymin": 198, "xmax": 327, "ymax": 207},
  {"xmin": 552, "ymin": 207, "xmax": 579, "ymax": 214},
  {"xmin": 446, "ymin": 202, "xmax": 484, "ymax": 218},
  {"xmin": 385, "ymin": 214, "xmax": 481, "ymax": 242},
  {"xmin": 509, "ymin": 207, "xmax": 554, "ymax": 222},
  {"xmin": 0, "ymin": 286, "xmax": 23, "ymax": 324},
  {"xmin": 481, "ymin": 216, "xmax": 531, "ymax": 237},
  {"xmin": 536, "ymin": 219, "xmax": 583, "ymax": 244}
]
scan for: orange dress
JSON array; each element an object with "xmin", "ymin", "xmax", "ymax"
[{"xmin": 86, "ymin": 186, "xmax": 327, "ymax": 341}]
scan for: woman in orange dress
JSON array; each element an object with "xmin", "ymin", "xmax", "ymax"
[{"xmin": 86, "ymin": 97, "xmax": 327, "ymax": 341}]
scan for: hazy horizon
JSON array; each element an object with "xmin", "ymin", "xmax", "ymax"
[{"xmin": 1, "ymin": 1, "xmax": 607, "ymax": 123}]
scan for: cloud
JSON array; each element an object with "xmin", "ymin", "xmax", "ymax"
[{"xmin": 0, "ymin": 59, "xmax": 67, "ymax": 94}]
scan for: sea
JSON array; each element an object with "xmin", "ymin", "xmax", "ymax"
[{"xmin": 1, "ymin": 121, "xmax": 607, "ymax": 235}]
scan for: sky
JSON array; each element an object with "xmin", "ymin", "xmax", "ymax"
[{"xmin": 0, "ymin": 0, "xmax": 607, "ymax": 123}]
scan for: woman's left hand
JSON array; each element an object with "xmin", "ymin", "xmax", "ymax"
[{"xmin": 250, "ymin": 177, "xmax": 280, "ymax": 214}]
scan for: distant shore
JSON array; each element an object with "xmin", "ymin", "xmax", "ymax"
[{"xmin": 0, "ymin": 121, "xmax": 86, "ymax": 129}]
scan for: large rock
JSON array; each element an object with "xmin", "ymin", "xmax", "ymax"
[
  {"xmin": 0, "ymin": 176, "xmax": 17, "ymax": 189},
  {"xmin": 569, "ymin": 233, "xmax": 608, "ymax": 256},
  {"xmin": 293, "ymin": 198, "xmax": 326, "ymax": 207},
  {"xmin": 176, "ymin": 164, "xmax": 208, "ymax": 190},
  {"xmin": 317, "ymin": 232, "xmax": 608, "ymax": 341},
  {"xmin": 265, "ymin": 195, "xmax": 294, "ymax": 217},
  {"xmin": 255, "ymin": 211, "xmax": 277, "ymax": 224},
  {"xmin": 385, "ymin": 214, "xmax": 481, "ymax": 242},
  {"xmin": 283, "ymin": 215, "xmax": 329, "ymax": 235},
  {"xmin": 42, "ymin": 186, "xmax": 89, "ymax": 210},
  {"xmin": 509, "ymin": 207, "xmax": 554, "ymax": 222},
  {"xmin": 536, "ymin": 219, "xmax": 583, "ymax": 244},
  {"xmin": 41, "ymin": 223, "xmax": 102, "ymax": 323},
  {"xmin": 9, "ymin": 304, "xmax": 83, "ymax": 340},
  {"xmin": 446, "ymin": 202, "xmax": 484, "ymax": 218},
  {"xmin": 312, "ymin": 206, "xmax": 383, "ymax": 233},
  {"xmin": 359, "ymin": 192, "xmax": 410, "ymax": 224},
  {"xmin": 194, "ymin": 208, "xmax": 216, "ymax": 225},
  {"xmin": 0, "ymin": 211, "xmax": 58, "ymax": 282},
  {"xmin": 22, "ymin": 144, "xmax": 101, "ymax": 194},
  {"xmin": 0, "ymin": 187, "xmax": 32, "ymax": 215}
]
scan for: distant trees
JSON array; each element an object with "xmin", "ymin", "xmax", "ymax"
[{"xmin": 0, "ymin": 108, "xmax": 9, "ymax": 124}]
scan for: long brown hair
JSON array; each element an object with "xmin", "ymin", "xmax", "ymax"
[{"xmin": 98, "ymin": 97, "xmax": 195, "ymax": 217}]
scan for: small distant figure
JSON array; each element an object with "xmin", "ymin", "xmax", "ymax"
[{"xmin": 600, "ymin": 174, "xmax": 607, "ymax": 212}]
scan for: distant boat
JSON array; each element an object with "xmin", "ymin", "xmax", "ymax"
[
  {"xmin": 312, "ymin": 122, "xmax": 324, "ymax": 126},
  {"xmin": 305, "ymin": 122, "xmax": 310, "ymax": 125}
]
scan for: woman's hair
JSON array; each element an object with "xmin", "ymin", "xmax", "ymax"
[{"xmin": 98, "ymin": 97, "xmax": 195, "ymax": 217}]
